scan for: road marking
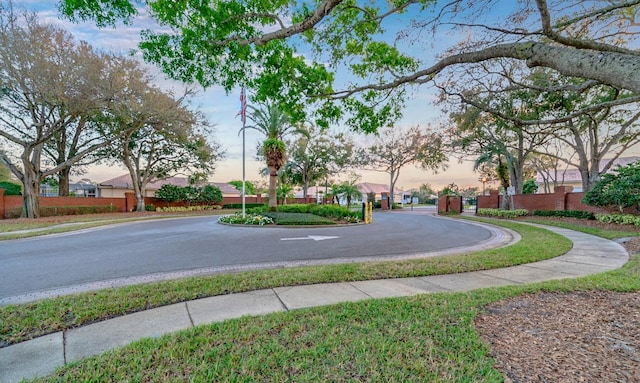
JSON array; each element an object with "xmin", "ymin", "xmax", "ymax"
[{"xmin": 281, "ymin": 235, "xmax": 340, "ymax": 241}]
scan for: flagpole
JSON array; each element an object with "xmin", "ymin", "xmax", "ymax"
[
  {"xmin": 242, "ymin": 117, "xmax": 246, "ymax": 218},
  {"xmin": 240, "ymin": 88, "xmax": 247, "ymax": 218}
]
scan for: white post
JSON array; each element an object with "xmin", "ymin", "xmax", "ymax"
[
  {"xmin": 242, "ymin": 124, "xmax": 246, "ymax": 218},
  {"xmin": 238, "ymin": 87, "xmax": 247, "ymax": 218}
]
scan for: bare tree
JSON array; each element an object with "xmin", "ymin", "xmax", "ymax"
[
  {"xmin": 99, "ymin": 65, "xmax": 225, "ymax": 212},
  {"xmin": 359, "ymin": 126, "xmax": 447, "ymax": 206},
  {"xmin": 0, "ymin": 8, "xmax": 115, "ymax": 217}
]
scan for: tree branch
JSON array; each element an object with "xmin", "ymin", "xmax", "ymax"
[{"xmin": 329, "ymin": 42, "xmax": 640, "ymax": 100}]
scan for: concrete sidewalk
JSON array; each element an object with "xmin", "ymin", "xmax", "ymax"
[{"xmin": 0, "ymin": 223, "xmax": 629, "ymax": 383}]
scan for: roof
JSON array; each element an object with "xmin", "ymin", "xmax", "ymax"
[
  {"xmin": 292, "ymin": 183, "xmax": 407, "ymax": 198},
  {"xmin": 98, "ymin": 175, "xmax": 240, "ymax": 195},
  {"xmin": 536, "ymin": 157, "xmax": 640, "ymax": 183},
  {"xmin": 357, "ymin": 182, "xmax": 405, "ymax": 194}
]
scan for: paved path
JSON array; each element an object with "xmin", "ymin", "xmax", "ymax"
[
  {"xmin": 0, "ymin": 222, "xmax": 629, "ymax": 382},
  {"xmin": 0, "ymin": 211, "xmax": 498, "ymax": 305}
]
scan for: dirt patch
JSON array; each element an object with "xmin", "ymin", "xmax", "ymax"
[{"xmin": 622, "ymin": 237, "xmax": 640, "ymax": 255}]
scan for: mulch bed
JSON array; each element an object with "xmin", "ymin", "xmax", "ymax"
[
  {"xmin": 476, "ymin": 291, "xmax": 640, "ymax": 382},
  {"xmin": 476, "ymin": 218, "xmax": 640, "ymax": 382}
]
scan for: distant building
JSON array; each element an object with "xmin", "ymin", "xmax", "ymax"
[
  {"xmin": 535, "ymin": 156, "xmax": 640, "ymax": 193},
  {"xmin": 40, "ymin": 180, "xmax": 97, "ymax": 197},
  {"xmin": 97, "ymin": 174, "xmax": 240, "ymax": 198},
  {"xmin": 357, "ymin": 182, "xmax": 409, "ymax": 203},
  {"xmin": 295, "ymin": 182, "xmax": 409, "ymax": 205}
]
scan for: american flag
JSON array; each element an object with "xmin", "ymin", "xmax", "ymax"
[{"xmin": 237, "ymin": 87, "xmax": 247, "ymax": 125}]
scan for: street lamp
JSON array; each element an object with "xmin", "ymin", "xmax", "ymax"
[{"xmin": 481, "ymin": 177, "xmax": 487, "ymax": 196}]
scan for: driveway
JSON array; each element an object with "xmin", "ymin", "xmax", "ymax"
[{"xmin": 0, "ymin": 209, "xmax": 497, "ymax": 304}]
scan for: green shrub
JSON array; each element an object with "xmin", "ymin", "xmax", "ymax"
[
  {"xmin": 595, "ymin": 213, "xmax": 640, "ymax": 226},
  {"xmin": 145, "ymin": 204, "xmax": 156, "ymax": 212},
  {"xmin": 220, "ymin": 204, "xmax": 360, "ymax": 224},
  {"xmin": 222, "ymin": 203, "xmax": 266, "ymax": 210},
  {"xmin": 155, "ymin": 184, "xmax": 222, "ymax": 205},
  {"xmin": 582, "ymin": 161, "xmax": 640, "ymax": 212},
  {"xmin": 309, "ymin": 204, "xmax": 359, "ymax": 220},
  {"xmin": 477, "ymin": 208, "xmax": 529, "ymax": 218},
  {"xmin": 522, "ymin": 179, "xmax": 538, "ymax": 194},
  {"xmin": 533, "ymin": 210, "xmax": 595, "ymax": 219},
  {"xmin": 154, "ymin": 184, "xmax": 187, "ymax": 202},
  {"xmin": 276, "ymin": 204, "xmax": 314, "ymax": 214},
  {"xmin": 39, "ymin": 205, "xmax": 118, "ymax": 217},
  {"xmin": 155, "ymin": 205, "xmax": 220, "ymax": 212},
  {"xmin": 263, "ymin": 212, "xmax": 335, "ymax": 225},
  {"xmin": 218, "ymin": 213, "xmax": 274, "ymax": 225},
  {"xmin": 0, "ymin": 181, "xmax": 22, "ymax": 195},
  {"xmin": 5, "ymin": 207, "xmax": 22, "ymax": 218}
]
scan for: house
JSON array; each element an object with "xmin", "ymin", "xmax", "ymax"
[
  {"xmin": 535, "ymin": 156, "xmax": 640, "ymax": 193},
  {"xmin": 40, "ymin": 180, "xmax": 97, "ymax": 197},
  {"xmin": 357, "ymin": 182, "xmax": 410, "ymax": 203},
  {"xmin": 97, "ymin": 175, "xmax": 241, "ymax": 198},
  {"xmin": 293, "ymin": 182, "xmax": 409, "ymax": 205}
]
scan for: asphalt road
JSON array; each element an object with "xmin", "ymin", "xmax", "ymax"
[{"xmin": 0, "ymin": 209, "xmax": 493, "ymax": 304}]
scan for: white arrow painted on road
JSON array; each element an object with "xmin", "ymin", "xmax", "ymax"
[{"xmin": 281, "ymin": 235, "xmax": 340, "ymax": 241}]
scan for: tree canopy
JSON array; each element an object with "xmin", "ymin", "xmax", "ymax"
[
  {"xmin": 59, "ymin": 0, "xmax": 640, "ymax": 133},
  {"xmin": 582, "ymin": 161, "xmax": 640, "ymax": 212},
  {"xmin": 0, "ymin": 4, "xmax": 224, "ymax": 217}
]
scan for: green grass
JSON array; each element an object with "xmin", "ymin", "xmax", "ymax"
[
  {"xmin": 30, "ymin": 255, "xmax": 640, "ymax": 382},
  {"xmin": 0, "ymin": 219, "xmax": 570, "ymax": 346},
  {"xmin": 516, "ymin": 217, "xmax": 640, "ymax": 240}
]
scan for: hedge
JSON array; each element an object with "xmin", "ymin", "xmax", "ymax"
[
  {"xmin": 0, "ymin": 181, "xmax": 22, "ymax": 195},
  {"xmin": 222, "ymin": 203, "xmax": 266, "ymax": 209},
  {"xmin": 476, "ymin": 208, "xmax": 529, "ymax": 218},
  {"xmin": 263, "ymin": 212, "xmax": 336, "ymax": 225},
  {"xmin": 533, "ymin": 210, "xmax": 595, "ymax": 219},
  {"xmin": 37, "ymin": 205, "xmax": 118, "ymax": 217}
]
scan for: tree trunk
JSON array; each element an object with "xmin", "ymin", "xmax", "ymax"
[
  {"xmin": 136, "ymin": 195, "xmax": 145, "ymax": 212},
  {"xmin": 58, "ymin": 167, "xmax": 71, "ymax": 196},
  {"xmin": 131, "ymin": 178, "xmax": 146, "ymax": 212},
  {"xmin": 21, "ymin": 173, "xmax": 40, "ymax": 218},
  {"xmin": 302, "ymin": 179, "xmax": 309, "ymax": 199},
  {"xmin": 389, "ymin": 172, "xmax": 395, "ymax": 208},
  {"xmin": 268, "ymin": 167, "xmax": 277, "ymax": 210},
  {"xmin": 21, "ymin": 147, "xmax": 43, "ymax": 218}
]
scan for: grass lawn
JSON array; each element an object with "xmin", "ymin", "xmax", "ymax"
[
  {"xmin": 516, "ymin": 216, "xmax": 640, "ymax": 240},
  {"xmin": 30, "ymin": 255, "xmax": 640, "ymax": 382},
  {"xmin": 2, "ymin": 215, "xmax": 638, "ymax": 381}
]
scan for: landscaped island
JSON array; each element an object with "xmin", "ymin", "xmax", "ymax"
[{"xmin": 218, "ymin": 204, "xmax": 362, "ymax": 225}]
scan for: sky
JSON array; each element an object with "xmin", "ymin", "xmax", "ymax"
[{"xmin": 29, "ymin": 1, "xmax": 484, "ymax": 192}]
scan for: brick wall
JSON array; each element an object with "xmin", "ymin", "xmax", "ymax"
[
  {"xmin": 0, "ymin": 191, "xmax": 319, "ymax": 218},
  {"xmin": 1, "ymin": 192, "xmax": 127, "ymax": 218},
  {"xmin": 476, "ymin": 186, "xmax": 631, "ymax": 215},
  {"xmin": 438, "ymin": 195, "xmax": 463, "ymax": 214}
]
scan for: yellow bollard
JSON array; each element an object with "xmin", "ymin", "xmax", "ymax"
[{"xmin": 365, "ymin": 202, "xmax": 373, "ymax": 224}]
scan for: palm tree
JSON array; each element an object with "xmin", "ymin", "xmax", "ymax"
[
  {"xmin": 338, "ymin": 182, "xmax": 362, "ymax": 208},
  {"xmin": 243, "ymin": 103, "xmax": 308, "ymax": 210}
]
